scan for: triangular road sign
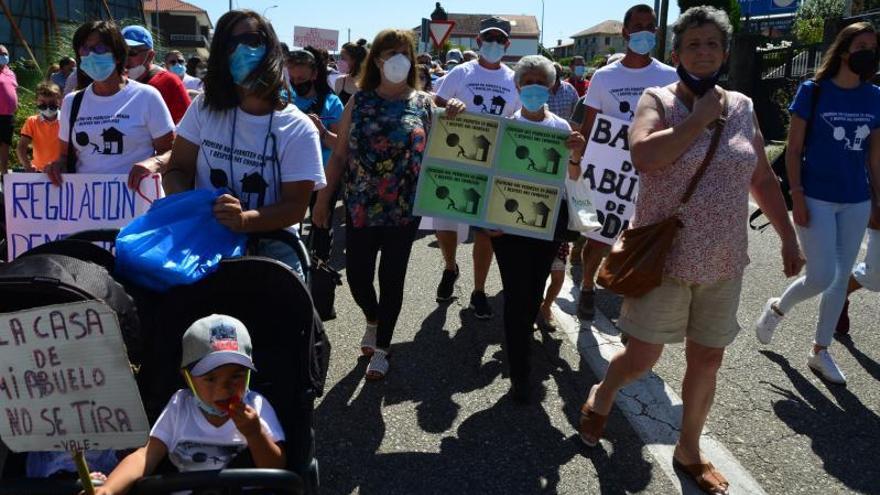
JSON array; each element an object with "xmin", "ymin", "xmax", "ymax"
[{"xmin": 429, "ymin": 20, "xmax": 456, "ymax": 49}]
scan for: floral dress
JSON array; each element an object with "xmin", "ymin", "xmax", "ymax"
[{"xmin": 344, "ymin": 90, "xmax": 433, "ymax": 228}]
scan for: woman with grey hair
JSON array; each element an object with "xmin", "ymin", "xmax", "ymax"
[
  {"xmin": 491, "ymin": 54, "xmax": 587, "ymax": 402},
  {"xmin": 577, "ymin": 7, "xmax": 803, "ymax": 494}
]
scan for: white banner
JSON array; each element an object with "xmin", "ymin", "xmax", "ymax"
[
  {"xmin": 3, "ymin": 173, "xmax": 163, "ymax": 259},
  {"xmin": 582, "ymin": 114, "xmax": 639, "ymax": 245},
  {"xmin": 0, "ymin": 301, "xmax": 149, "ymax": 452},
  {"xmin": 293, "ymin": 26, "xmax": 339, "ymax": 52}
]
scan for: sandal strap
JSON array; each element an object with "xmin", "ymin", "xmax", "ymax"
[
  {"xmin": 367, "ymin": 350, "xmax": 390, "ymax": 376},
  {"xmin": 674, "ymin": 460, "xmax": 730, "ymax": 493}
]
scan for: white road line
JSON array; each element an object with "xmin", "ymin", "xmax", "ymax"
[{"xmin": 553, "ymin": 276, "xmax": 767, "ymax": 495}]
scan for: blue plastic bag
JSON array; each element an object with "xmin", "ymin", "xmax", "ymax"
[{"xmin": 115, "ymin": 189, "xmax": 246, "ymax": 292}]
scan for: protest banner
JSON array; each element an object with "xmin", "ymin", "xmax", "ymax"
[
  {"xmin": 293, "ymin": 26, "xmax": 339, "ymax": 52},
  {"xmin": 581, "ymin": 114, "xmax": 638, "ymax": 245},
  {"xmin": 414, "ymin": 111, "xmax": 570, "ymax": 240},
  {"xmin": 0, "ymin": 301, "xmax": 149, "ymax": 453},
  {"xmin": 3, "ymin": 173, "xmax": 163, "ymax": 260}
]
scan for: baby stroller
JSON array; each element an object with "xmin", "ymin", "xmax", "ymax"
[{"xmin": 0, "ymin": 230, "xmax": 330, "ymax": 495}]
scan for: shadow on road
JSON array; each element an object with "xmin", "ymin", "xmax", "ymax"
[{"xmin": 760, "ymin": 350, "xmax": 880, "ymax": 495}]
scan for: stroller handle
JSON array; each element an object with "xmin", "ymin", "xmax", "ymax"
[{"xmin": 130, "ymin": 468, "xmax": 304, "ymax": 495}]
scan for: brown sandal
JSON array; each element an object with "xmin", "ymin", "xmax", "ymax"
[
  {"xmin": 578, "ymin": 385, "xmax": 608, "ymax": 447},
  {"xmin": 672, "ymin": 458, "xmax": 730, "ymax": 495}
]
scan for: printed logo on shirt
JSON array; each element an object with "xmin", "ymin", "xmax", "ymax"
[
  {"xmin": 608, "ymin": 87, "xmax": 646, "ymax": 120},
  {"xmin": 464, "ymin": 82, "xmax": 513, "ymax": 116},
  {"xmin": 74, "ymin": 114, "xmax": 135, "ymax": 155},
  {"xmin": 201, "ymin": 138, "xmax": 276, "ymax": 210},
  {"xmin": 171, "ymin": 440, "xmax": 244, "ymax": 469},
  {"xmin": 819, "ymin": 112, "xmax": 872, "ymax": 151}
]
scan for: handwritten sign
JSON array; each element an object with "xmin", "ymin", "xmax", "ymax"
[
  {"xmin": 3, "ymin": 173, "xmax": 163, "ymax": 259},
  {"xmin": 0, "ymin": 301, "xmax": 149, "ymax": 453},
  {"xmin": 293, "ymin": 26, "xmax": 339, "ymax": 52},
  {"xmin": 413, "ymin": 112, "xmax": 570, "ymax": 240},
  {"xmin": 582, "ymin": 114, "xmax": 638, "ymax": 245}
]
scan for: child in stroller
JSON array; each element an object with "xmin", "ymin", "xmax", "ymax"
[{"xmin": 96, "ymin": 314, "xmax": 285, "ymax": 495}]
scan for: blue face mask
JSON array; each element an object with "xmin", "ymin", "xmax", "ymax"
[
  {"xmin": 229, "ymin": 43, "xmax": 266, "ymax": 85},
  {"xmin": 169, "ymin": 63, "xmax": 186, "ymax": 77},
  {"xmin": 80, "ymin": 52, "xmax": 117, "ymax": 82},
  {"xmin": 628, "ymin": 30, "xmax": 657, "ymax": 56},
  {"xmin": 0, "ymin": 55, "xmax": 8, "ymax": 66},
  {"xmin": 480, "ymin": 41, "xmax": 506, "ymax": 64},
  {"xmin": 573, "ymin": 65, "xmax": 586, "ymax": 77},
  {"xmin": 520, "ymin": 84, "xmax": 550, "ymax": 112}
]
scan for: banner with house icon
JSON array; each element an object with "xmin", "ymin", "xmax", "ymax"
[{"xmin": 414, "ymin": 110, "xmax": 569, "ymax": 240}]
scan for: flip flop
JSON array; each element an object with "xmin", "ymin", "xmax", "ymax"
[
  {"xmin": 672, "ymin": 458, "xmax": 730, "ymax": 495},
  {"xmin": 578, "ymin": 384, "xmax": 608, "ymax": 447}
]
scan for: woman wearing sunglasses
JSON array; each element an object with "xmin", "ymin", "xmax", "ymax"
[
  {"xmin": 46, "ymin": 20, "xmax": 175, "ymax": 190},
  {"xmin": 162, "ymin": 10, "xmax": 325, "ymax": 279}
]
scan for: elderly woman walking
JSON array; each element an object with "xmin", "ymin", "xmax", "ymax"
[{"xmin": 577, "ymin": 7, "xmax": 803, "ymax": 494}]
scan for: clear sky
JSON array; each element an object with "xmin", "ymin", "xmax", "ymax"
[{"xmin": 194, "ymin": 0, "xmax": 681, "ymax": 50}]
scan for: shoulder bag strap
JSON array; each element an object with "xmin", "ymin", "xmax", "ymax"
[
  {"xmin": 66, "ymin": 89, "xmax": 86, "ymax": 174},
  {"xmin": 679, "ymin": 91, "xmax": 729, "ymax": 206},
  {"xmin": 804, "ymin": 80, "xmax": 822, "ymax": 143}
]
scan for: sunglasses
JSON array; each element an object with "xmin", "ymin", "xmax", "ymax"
[
  {"xmin": 37, "ymin": 104, "xmax": 59, "ymax": 111},
  {"xmin": 167, "ymin": 59, "xmax": 185, "ymax": 65},
  {"xmin": 78, "ymin": 44, "xmax": 111, "ymax": 57},
  {"xmin": 481, "ymin": 33, "xmax": 508, "ymax": 44},
  {"xmin": 128, "ymin": 48, "xmax": 150, "ymax": 58},
  {"xmin": 227, "ymin": 32, "xmax": 267, "ymax": 51}
]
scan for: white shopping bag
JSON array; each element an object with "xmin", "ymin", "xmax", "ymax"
[{"xmin": 565, "ymin": 177, "xmax": 601, "ymax": 232}]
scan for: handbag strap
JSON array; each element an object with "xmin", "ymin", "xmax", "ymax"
[
  {"xmin": 680, "ymin": 91, "xmax": 729, "ymax": 206},
  {"xmin": 66, "ymin": 88, "xmax": 86, "ymax": 173}
]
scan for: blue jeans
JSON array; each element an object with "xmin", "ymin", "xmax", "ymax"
[
  {"xmin": 256, "ymin": 237, "xmax": 305, "ymax": 280},
  {"xmin": 777, "ymin": 197, "xmax": 871, "ymax": 346}
]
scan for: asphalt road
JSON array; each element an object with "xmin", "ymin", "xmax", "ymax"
[{"xmin": 311, "ymin": 205, "xmax": 879, "ymax": 495}]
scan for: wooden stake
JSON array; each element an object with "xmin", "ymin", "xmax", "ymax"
[{"xmin": 73, "ymin": 450, "xmax": 95, "ymax": 495}]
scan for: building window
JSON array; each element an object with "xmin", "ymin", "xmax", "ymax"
[{"xmin": 605, "ymin": 37, "xmax": 610, "ymax": 45}]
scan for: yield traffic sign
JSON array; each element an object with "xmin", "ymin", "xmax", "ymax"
[{"xmin": 429, "ymin": 20, "xmax": 456, "ymax": 49}]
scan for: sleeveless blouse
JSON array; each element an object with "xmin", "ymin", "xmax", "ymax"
[
  {"xmin": 344, "ymin": 90, "xmax": 433, "ymax": 227},
  {"xmin": 633, "ymin": 87, "xmax": 757, "ymax": 284}
]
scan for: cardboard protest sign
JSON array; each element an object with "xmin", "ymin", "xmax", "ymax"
[
  {"xmin": 0, "ymin": 301, "xmax": 149, "ymax": 453},
  {"xmin": 414, "ymin": 111, "xmax": 570, "ymax": 240},
  {"xmin": 293, "ymin": 26, "xmax": 339, "ymax": 52},
  {"xmin": 3, "ymin": 173, "xmax": 163, "ymax": 259},
  {"xmin": 581, "ymin": 114, "xmax": 639, "ymax": 245}
]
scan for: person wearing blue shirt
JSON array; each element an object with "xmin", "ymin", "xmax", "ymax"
[
  {"xmin": 287, "ymin": 47, "xmax": 344, "ymax": 302},
  {"xmin": 754, "ymin": 22, "xmax": 880, "ymax": 385}
]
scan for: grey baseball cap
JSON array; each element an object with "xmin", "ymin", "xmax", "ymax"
[{"xmin": 181, "ymin": 314, "xmax": 256, "ymax": 376}]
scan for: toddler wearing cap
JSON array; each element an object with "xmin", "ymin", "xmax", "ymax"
[{"xmin": 95, "ymin": 315, "xmax": 285, "ymax": 494}]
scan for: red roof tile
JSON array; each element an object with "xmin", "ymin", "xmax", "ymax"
[{"xmin": 142, "ymin": 0, "xmax": 206, "ymax": 13}]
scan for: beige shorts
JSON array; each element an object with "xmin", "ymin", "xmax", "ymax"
[{"xmin": 619, "ymin": 276, "xmax": 743, "ymax": 349}]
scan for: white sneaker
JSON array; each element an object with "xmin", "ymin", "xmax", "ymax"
[
  {"xmin": 755, "ymin": 298, "xmax": 784, "ymax": 345},
  {"xmin": 808, "ymin": 349, "xmax": 847, "ymax": 384},
  {"xmin": 360, "ymin": 323, "xmax": 377, "ymax": 356}
]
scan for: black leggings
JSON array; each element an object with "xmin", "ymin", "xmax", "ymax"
[
  {"xmin": 345, "ymin": 219, "xmax": 419, "ymax": 349},
  {"xmin": 491, "ymin": 234, "xmax": 560, "ymax": 384}
]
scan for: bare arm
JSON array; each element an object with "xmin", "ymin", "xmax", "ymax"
[
  {"xmin": 214, "ymin": 180, "xmax": 314, "ymax": 233},
  {"xmin": 127, "ymin": 131, "xmax": 175, "ymax": 189},
  {"xmin": 749, "ymin": 113, "xmax": 804, "ymax": 277},
  {"xmin": 162, "ymin": 135, "xmax": 199, "ymax": 194},
  {"xmin": 577, "ymin": 105, "xmax": 600, "ymax": 148},
  {"xmin": 315, "ymin": 99, "xmax": 353, "ymax": 210},
  {"xmin": 16, "ymin": 135, "xmax": 32, "ymax": 171},
  {"xmin": 629, "ymin": 89, "xmax": 721, "ymax": 173},
  {"xmin": 785, "ymin": 114, "xmax": 809, "ymax": 227},
  {"xmin": 94, "ymin": 437, "xmax": 168, "ymax": 495}
]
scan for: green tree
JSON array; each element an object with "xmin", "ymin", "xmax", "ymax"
[
  {"xmin": 792, "ymin": 0, "xmax": 844, "ymax": 44},
  {"xmin": 677, "ymin": 0, "xmax": 741, "ymax": 32}
]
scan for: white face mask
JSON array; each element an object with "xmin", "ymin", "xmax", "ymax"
[
  {"xmin": 382, "ymin": 54, "xmax": 411, "ymax": 84},
  {"xmin": 127, "ymin": 64, "xmax": 147, "ymax": 80},
  {"xmin": 40, "ymin": 108, "xmax": 58, "ymax": 120}
]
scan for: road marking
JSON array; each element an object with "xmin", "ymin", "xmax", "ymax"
[{"xmin": 553, "ymin": 276, "xmax": 767, "ymax": 495}]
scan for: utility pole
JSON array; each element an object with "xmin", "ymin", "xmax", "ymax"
[
  {"xmin": 540, "ymin": 0, "xmax": 545, "ymax": 48},
  {"xmin": 656, "ymin": 0, "xmax": 669, "ymax": 60},
  {"xmin": 347, "ymin": 28, "xmax": 351, "ymax": 43}
]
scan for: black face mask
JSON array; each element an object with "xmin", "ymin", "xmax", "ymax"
[
  {"xmin": 293, "ymin": 80, "xmax": 313, "ymax": 97},
  {"xmin": 847, "ymin": 49, "xmax": 878, "ymax": 80},
  {"xmin": 676, "ymin": 64, "xmax": 719, "ymax": 97}
]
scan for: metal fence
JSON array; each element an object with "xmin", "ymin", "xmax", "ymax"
[{"xmin": 757, "ymin": 44, "xmax": 824, "ymax": 80}]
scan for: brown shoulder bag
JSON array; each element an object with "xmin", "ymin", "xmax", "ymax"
[{"xmin": 596, "ymin": 92, "xmax": 728, "ymax": 297}]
